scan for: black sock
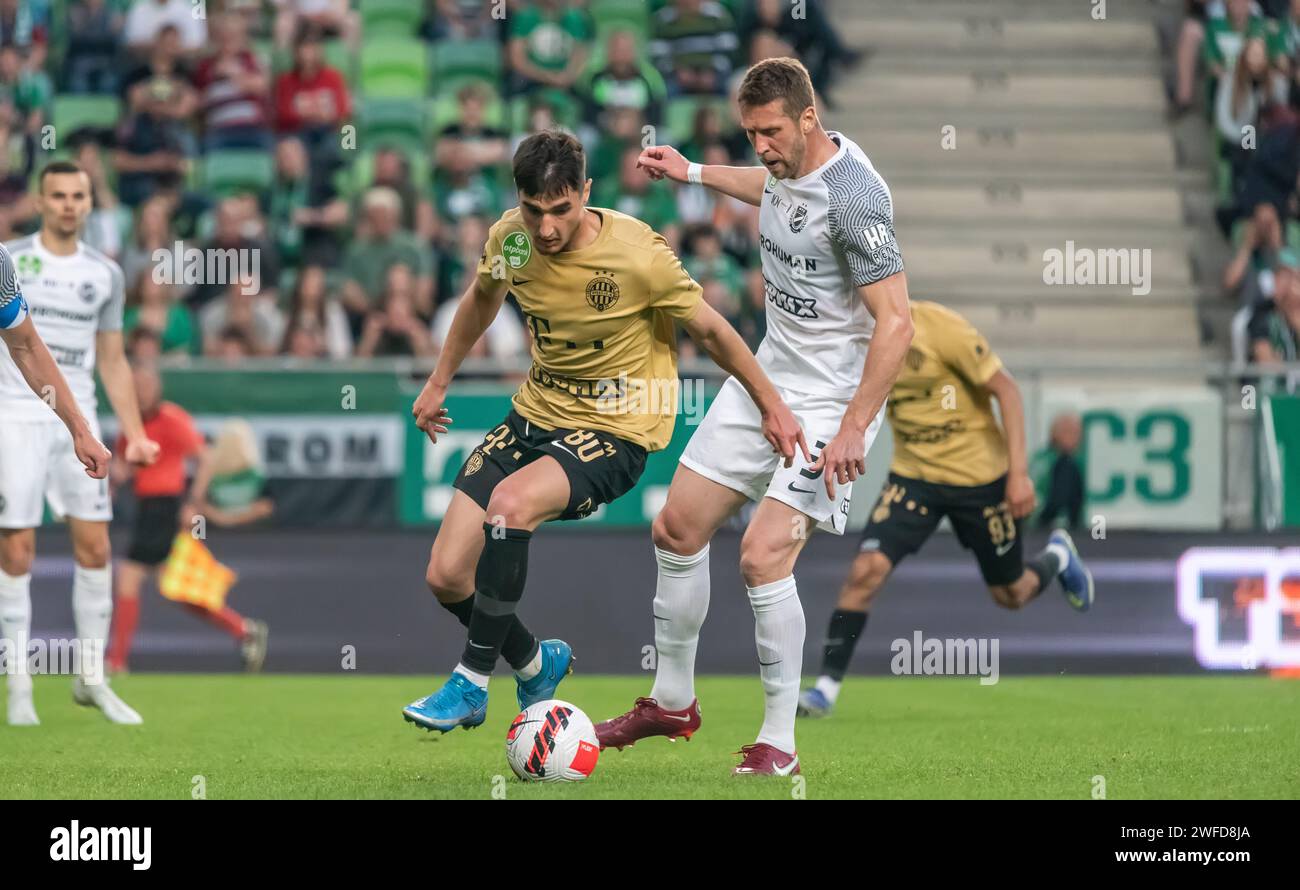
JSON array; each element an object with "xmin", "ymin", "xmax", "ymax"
[
  {"xmin": 440, "ymin": 595, "xmax": 539, "ymax": 671},
  {"xmin": 1025, "ymin": 547, "xmax": 1065, "ymax": 597},
  {"xmin": 460, "ymin": 525, "xmax": 532, "ymax": 674},
  {"xmin": 820, "ymin": 608, "xmax": 868, "ymax": 681}
]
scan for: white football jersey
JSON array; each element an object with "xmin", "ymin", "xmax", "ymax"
[
  {"xmin": 0, "ymin": 234, "xmax": 125, "ymax": 421},
  {"xmin": 754, "ymin": 131, "xmax": 903, "ymax": 400}
]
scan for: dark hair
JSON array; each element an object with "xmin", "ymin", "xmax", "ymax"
[
  {"xmin": 125, "ymin": 326, "xmax": 162, "ymax": 358},
  {"xmin": 737, "ymin": 57, "xmax": 816, "ymax": 121},
  {"xmin": 512, "ymin": 130, "xmax": 586, "ymax": 199},
  {"xmin": 39, "ymin": 160, "xmax": 88, "ymax": 188}
]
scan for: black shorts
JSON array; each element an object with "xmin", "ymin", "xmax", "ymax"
[
  {"xmin": 126, "ymin": 495, "xmax": 182, "ymax": 566},
  {"xmin": 453, "ymin": 410, "xmax": 647, "ymax": 521},
  {"xmin": 858, "ymin": 472, "xmax": 1023, "ymax": 586}
]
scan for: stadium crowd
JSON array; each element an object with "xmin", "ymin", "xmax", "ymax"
[
  {"xmin": 0, "ymin": 0, "xmax": 858, "ymax": 364},
  {"xmin": 1176, "ymin": 0, "xmax": 1300, "ymax": 383}
]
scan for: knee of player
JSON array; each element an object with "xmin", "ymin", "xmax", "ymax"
[
  {"xmin": 0, "ymin": 536, "xmax": 35, "ymax": 575},
  {"xmin": 651, "ymin": 509, "xmax": 704, "ymax": 555},
  {"xmin": 484, "ymin": 488, "xmax": 534, "ymax": 529},
  {"xmin": 425, "ymin": 558, "xmax": 470, "ymax": 600},
  {"xmin": 738, "ymin": 537, "xmax": 793, "ymax": 586},
  {"xmin": 75, "ymin": 540, "xmax": 112, "ymax": 569}
]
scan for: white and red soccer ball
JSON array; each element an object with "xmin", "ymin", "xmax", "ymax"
[{"xmin": 506, "ymin": 700, "xmax": 600, "ymax": 783}]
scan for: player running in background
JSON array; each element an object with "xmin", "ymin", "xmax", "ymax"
[
  {"xmin": 106, "ymin": 357, "xmax": 269, "ymax": 674},
  {"xmin": 798, "ymin": 301, "xmax": 1095, "ymax": 719},
  {"xmin": 595, "ymin": 58, "xmax": 912, "ymax": 775},
  {"xmin": 402, "ymin": 130, "xmax": 803, "ymax": 733},
  {"xmin": 0, "ymin": 161, "xmax": 159, "ymax": 726}
]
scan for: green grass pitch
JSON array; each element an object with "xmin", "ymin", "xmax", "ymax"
[{"xmin": 2, "ymin": 674, "xmax": 1297, "ymax": 799}]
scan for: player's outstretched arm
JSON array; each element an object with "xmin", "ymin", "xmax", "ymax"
[
  {"xmin": 681, "ymin": 302, "xmax": 809, "ymax": 466},
  {"xmin": 412, "ymin": 275, "xmax": 508, "ymax": 444},
  {"xmin": 96, "ymin": 329, "xmax": 160, "ymax": 466},
  {"xmin": 0, "ymin": 316, "xmax": 111, "ymax": 478},
  {"xmin": 982, "ymin": 369, "xmax": 1037, "ymax": 519},
  {"xmin": 813, "ymin": 272, "xmax": 914, "ymax": 499},
  {"xmin": 637, "ymin": 145, "xmax": 767, "ymax": 207}
]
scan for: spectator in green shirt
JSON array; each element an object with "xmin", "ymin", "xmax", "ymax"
[
  {"xmin": 124, "ymin": 274, "xmax": 198, "ymax": 356},
  {"xmin": 341, "ymin": 187, "xmax": 435, "ymax": 332},
  {"xmin": 592, "ymin": 144, "xmax": 680, "ymax": 249},
  {"xmin": 0, "ymin": 44, "xmax": 51, "ymax": 136},
  {"xmin": 507, "ymin": 0, "xmax": 594, "ymax": 97},
  {"xmin": 581, "ymin": 30, "xmax": 666, "ymax": 129},
  {"xmin": 1205, "ymin": 0, "xmax": 1271, "ymax": 83},
  {"xmin": 650, "ymin": 0, "xmax": 740, "ymax": 96}
]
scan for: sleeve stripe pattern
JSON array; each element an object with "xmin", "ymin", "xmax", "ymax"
[
  {"xmin": 824, "ymin": 154, "xmax": 905, "ymax": 288},
  {"xmin": 0, "ymin": 244, "xmax": 27, "ymax": 329}
]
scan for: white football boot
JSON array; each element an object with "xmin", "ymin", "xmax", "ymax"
[{"xmin": 73, "ymin": 676, "xmax": 143, "ymax": 724}]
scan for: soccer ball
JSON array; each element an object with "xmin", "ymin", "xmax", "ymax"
[{"xmin": 506, "ymin": 700, "xmax": 601, "ymax": 783}]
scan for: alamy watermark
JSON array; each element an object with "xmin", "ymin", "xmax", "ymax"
[
  {"xmin": 152, "ymin": 243, "xmax": 261, "ymax": 296},
  {"xmin": 891, "ymin": 631, "xmax": 999, "ymax": 685},
  {"xmin": 1042, "ymin": 241, "xmax": 1151, "ymax": 296},
  {"xmin": 0, "ymin": 636, "xmax": 104, "ymax": 684},
  {"xmin": 594, "ymin": 372, "xmax": 707, "ymax": 425}
]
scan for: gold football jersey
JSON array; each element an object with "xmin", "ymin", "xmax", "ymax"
[
  {"xmin": 887, "ymin": 300, "xmax": 1009, "ymax": 486},
  {"xmin": 476, "ymin": 207, "xmax": 703, "ymax": 451}
]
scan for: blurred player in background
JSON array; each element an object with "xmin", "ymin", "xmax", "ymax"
[
  {"xmin": 798, "ymin": 301, "xmax": 1095, "ymax": 719},
  {"xmin": 402, "ymin": 130, "xmax": 802, "ymax": 733},
  {"xmin": 107, "ymin": 358, "xmax": 270, "ymax": 674},
  {"xmin": 0, "ymin": 161, "xmax": 159, "ymax": 726},
  {"xmin": 596, "ymin": 58, "xmax": 912, "ymax": 775}
]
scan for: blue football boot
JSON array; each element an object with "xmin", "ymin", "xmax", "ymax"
[
  {"xmin": 1051, "ymin": 529, "xmax": 1095, "ymax": 612},
  {"xmin": 402, "ymin": 672, "xmax": 488, "ymax": 733},
  {"xmin": 515, "ymin": 639, "xmax": 575, "ymax": 710}
]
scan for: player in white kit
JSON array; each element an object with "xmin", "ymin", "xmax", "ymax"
[
  {"xmin": 0, "ymin": 161, "xmax": 160, "ymax": 725},
  {"xmin": 595, "ymin": 58, "xmax": 914, "ymax": 774}
]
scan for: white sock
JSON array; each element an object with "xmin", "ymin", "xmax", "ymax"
[
  {"xmin": 815, "ymin": 675, "xmax": 842, "ymax": 704},
  {"xmin": 72, "ymin": 564, "xmax": 111, "ymax": 682},
  {"xmin": 748, "ymin": 575, "xmax": 804, "ymax": 753},
  {"xmin": 1047, "ymin": 541, "xmax": 1070, "ymax": 575},
  {"xmin": 648, "ymin": 543, "xmax": 710, "ymax": 711},
  {"xmin": 515, "ymin": 645, "xmax": 542, "ymax": 681},
  {"xmin": 0, "ymin": 568, "xmax": 32, "ymax": 694},
  {"xmin": 454, "ymin": 663, "xmax": 490, "ymax": 689}
]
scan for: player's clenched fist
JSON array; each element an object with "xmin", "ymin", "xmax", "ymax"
[
  {"xmin": 73, "ymin": 428, "xmax": 111, "ymax": 479},
  {"xmin": 412, "ymin": 377, "xmax": 453, "ymax": 444},
  {"xmin": 1004, "ymin": 471, "xmax": 1037, "ymax": 519},
  {"xmin": 124, "ymin": 435, "xmax": 160, "ymax": 467},
  {"xmin": 637, "ymin": 145, "xmax": 690, "ymax": 183}
]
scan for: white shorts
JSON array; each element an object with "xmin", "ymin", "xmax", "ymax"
[
  {"xmin": 0, "ymin": 417, "xmax": 112, "ymax": 528},
  {"xmin": 679, "ymin": 376, "xmax": 885, "ymax": 535}
]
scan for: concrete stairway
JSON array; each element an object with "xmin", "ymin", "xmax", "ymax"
[{"xmin": 825, "ymin": 0, "xmax": 1214, "ymax": 374}]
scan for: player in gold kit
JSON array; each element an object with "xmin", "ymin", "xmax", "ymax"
[
  {"xmin": 798, "ymin": 301, "xmax": 1095, "ymax": 718},
  {"xmin": 402, "ymin": 131, "xmax": 804, "ymax": 733}
]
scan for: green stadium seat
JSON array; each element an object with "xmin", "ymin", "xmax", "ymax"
[
  {"xmin": 359, "ymin": 38, "xmax": 429, "ymax": 98},
  {"xmin": 359, "ymin": 0, "xmax": 422, "ymax": 37},
  {"xmin": 52, "ymin": 95, "xmax": 122, "ymax": 136},
  {"xmin": 359, "ymin": 97, "xmax": 428, "ymax": 154},
  {"xmin": 202, "ymin": 150, "xmax": 275, "ymax": 196},
  {"xmin": 430, "ymin": 39, "xmax": 503, "ymax": 86}
]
